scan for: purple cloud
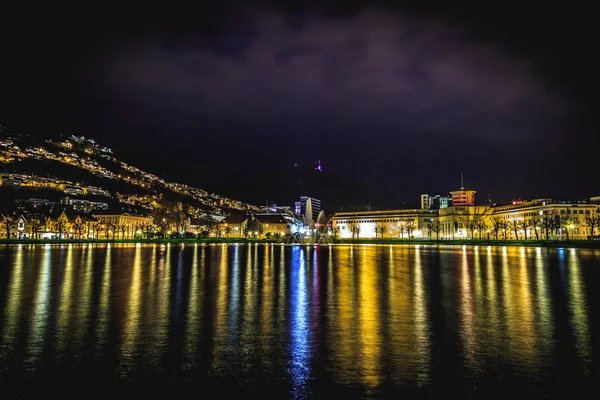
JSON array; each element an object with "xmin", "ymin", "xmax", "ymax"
[{"xmin": 100, "ymin": 9, "xmax": 570, "ymax": 143}]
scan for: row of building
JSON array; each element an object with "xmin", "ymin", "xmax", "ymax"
[
  {"xmin": 331, "ymin": 187, "xmax": 600, "ymax": 240},
  {"xmin": 6, "ymin": 210, "xmax": 153, "ymax": 240},
  {"xmin": 2, "ymin": 193, "xmax": 324, "ymax": 240},
  {"xmin": 10, "ymin": 185, "xmax": 596, "ymax": 241},
  {"xmin": 0, "ymin": 173, "xmax": 111, "ymax": 196}
]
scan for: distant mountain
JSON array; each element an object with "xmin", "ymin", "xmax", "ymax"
[{"xmin": 0, "ymin": 124, "xmax": 256, "ymax": 214}]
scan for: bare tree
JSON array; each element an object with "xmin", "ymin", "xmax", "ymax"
[
  {"xmin": 500, "ymin": 220, "xmax": 510, "ymax": 240},
  {"xmin": 491, "ymin": 217, "xmax": 502, "ymax": 240},
  {"xmin": 29, "ymin": 217, "xmax": 43, "ymax": 239},
  {"xmin": 93, "ymin": 224, "xmax": 102, "ymax": 239},
  {"xmin": 1, "ymin": 213, "xmax": 16, "ymax": 239},
  {"xmin": 348, "ymin": 222, "xmax": 360, "ymax": 239},
  {"xmin": 584, "ymin": 212, "xmax": 600, "ymax": 238},
  {"xmin": 397, "ymin": 221, "xmax": 406, "ymax": 239},
  {"xmin": 510, "ymin": 219, "xmax": 520, "ymax": 240},
  {"xmin": 425, "ymin": 223, "xmax": 433, "ymax": 240},
  {"xmin": 73, "ymin": 221, "xmax": 84, "ymax": 239},
  {"xmin": 86, "ymin": 220, "xmax": 94, "ymax": 239},
  {"xmin": 109, "ymin": 223, "xmax": 119, "ymax": 240},
  {"xmin": 405, "ymin": 220, "xmax": 415, "ymax": 239},
  {"xmin": 55, "ymin": 218, "xmax": 68, "ymax": 239},
  {"xmin": 376, "ymin": 223, "xmax": 387, "ymax": 239},
  {"xmin": 540, "ymin": 215, "xmax": 555, "ymax": 239},
  {"xmin": 331, "ymin": 226, "xmax": 340, "ymax": 239},
  {"xmin": 466, "ymin": 220, "xmax": 477, "ymax": 239},
  {"xmin": 519, "ymin": 220, "xmax": 529, "ymax": 240},
  {"xmin": 527, "ymin": 216, "xmax": 540, "ymax": 240},
  {"xmin": 432, "ymin": 220, "xmax": 442, "ymax": 240},
  {"xmin": 476, "ymin": 218, "xmax": 488, "ymax": 240},
  {"xmin": 144, "ymin": 224, "xmax": 153, "ymax": 239}
]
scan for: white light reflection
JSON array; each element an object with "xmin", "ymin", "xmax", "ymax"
[{"xmin": 289, "ymin": 246, "xmax": 311, "ymax": 399}]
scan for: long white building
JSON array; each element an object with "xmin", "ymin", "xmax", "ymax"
[{"xmin": 332, "ymin": 198, "xmax": 599, "ymax": 240}]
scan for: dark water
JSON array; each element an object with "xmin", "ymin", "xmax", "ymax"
[{"xmin": 0, "ymin": 243, "xmax": 599, "ymax": 398}]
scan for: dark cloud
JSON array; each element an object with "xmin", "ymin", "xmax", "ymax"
[{"xmin": 100, "ymin": 9, "xmax": 570, "ymax": 144}]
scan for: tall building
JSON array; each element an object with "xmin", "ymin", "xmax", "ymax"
[
  {"xmin": 420, "ymin": 194, "xmax": 430, "ymax": 210},
  {"xmin": 450, "ymin": 173, "xmax": 475, "ymax": 206},
  {"xmin": 421, "ymin": 194, "xmax": 452, "ymax": 209},
  {"xmin": 294, "ymin": 201, "xmax": 302, "ymax": 215},
  {"xmin": 299, "ymin": 196, "xmax": 321, "ymax": 225},
  {"xmin": 450, "ymin": 189, "xmax": 476, "ymax": 206},
  {"xmin": 439, "ymin": 196, "xmax": 451, "ymax": 209}
]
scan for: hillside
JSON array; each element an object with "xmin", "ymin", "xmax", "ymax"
[{"xmin": 0, "ymin": 124, "xmax": 256, "ymax": 214}]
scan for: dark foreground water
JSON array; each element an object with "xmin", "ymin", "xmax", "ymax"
[{"xmin": 0, "ymin": 243, "xmax": 599, "ymax": 398}]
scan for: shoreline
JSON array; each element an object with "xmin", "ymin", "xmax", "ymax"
[{"xmin": 2, "ymin": 238, "xmax": 600, "ymax": 249}]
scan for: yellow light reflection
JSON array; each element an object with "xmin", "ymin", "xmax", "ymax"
[
  {"xmin": 516, "ymin": 249, "xmax": 536, "ymax": 366},
  {"xmin": 567, "ymin": 250, "xmax": 591, "ymax": 368},
  {"xmin": 96, "ymin": 245, "xmax": 112, "ymax": 353},
  {"xmin": 534, "ymin": 248, "xmax": 553, "ymax": 360},
  {"xmin": 278, "ymin": 245, "xmax": 286, "ymax": 328},
  {"xmin": 75, "ymin": 244, "xmax": 94, "ymax": 350},
  {"xmin": 413, "ymin": 246, "xmax": 430, "ymax": 384},
  {"xmin": 358, "ymin": 246, "xmax": 382, "ymax": 389},
  {"xmin": 121, "ymin": 245, "xmax": 143, "ymax": 367},
  {"xmin": 1, "ymin": 245, "xmax": 25, "ymax": 356},
  {"xmin": 500, "ymin": 246, "xmax": 537, "ymax": 369},
  {"xmin": 259, "ymin": 244, "xmax": 275, "ymax": 361},
  {"xmin": 484, "ymin": 246, "xmax": 500, "ymax": 352},
  {"xmin": 242, "ymin": 244, "xmax": 258, "ymax": 340},
  {"xmin": 184, "ymin": 244, "xmax": 205, "ymax": 368},
  {"xmin": 386, "ymin": 246, "xmax": 431, "ymax": 385},
  {"xmin": 151, "ymin": 244, "xmax": 171, "ymax": 359},
  {"xmin": 460, "ymin": 246, "xmax": 478, "ymax": 371},
  {"xmin": 329, "ymin": 245, "xmax": 358, "ymax": 385},
  {"xmin": 211, "ymin": 243, "xmax": 230, "ymax": 372},
  {"xmin": 56, "ymin": 244, "xmax": 75, "ymax": 355},
  {"xmin": 26, "ymin": 245, "xmax": 52, "ymax": 366}
]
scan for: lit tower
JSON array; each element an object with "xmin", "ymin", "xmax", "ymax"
[{"xmin": 450, "ymin": 173, "xmax": 476, "ymax": 206}]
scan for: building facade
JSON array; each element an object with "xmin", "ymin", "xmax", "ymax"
[
  {"xmin": 332, "ymin": 198, "xmax": 599, "ymax": 240},
  {"xmin": 333, "ymin": 209, "xmax": 438, "ymax": 239},
  {"xmin": 92, "ymin": 212, "xmax": 154, "ymax": 239}
]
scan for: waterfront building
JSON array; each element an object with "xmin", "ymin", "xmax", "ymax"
[
  {"xmin": 92, "ymin": 211, "xmax": 153, "ymax": 238},
  {"xmin": 332, "ymin": 194, "xmax": 599, "ymax": 240},
  {"xmin": 333, "ymin": 208, "xmax": 438, "ymax": 239},
  {"xmin": 220, "ymin": 212, "xmax": 298, "ymax": 238},
  {"xmin": 489, "ymin": 198, "xmax": 597, "ymax": 240}
]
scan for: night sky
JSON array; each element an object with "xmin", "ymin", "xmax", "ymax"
[{"xmin": 1, "ymin": 1, "xmax": 598, "ymax": 211}]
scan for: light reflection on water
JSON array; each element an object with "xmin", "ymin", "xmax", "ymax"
[
  {"xmin": 566, "ymin": 249, "xmax": 592, "ymax": 370},
  {"xmin": 1, "ymin": 244, "xmax": 599, "ymax": 397}
]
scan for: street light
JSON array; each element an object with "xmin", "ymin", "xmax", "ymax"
[{"xmin": 569, "ymin": 224, "xmax": 575, "ymax": 239}]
